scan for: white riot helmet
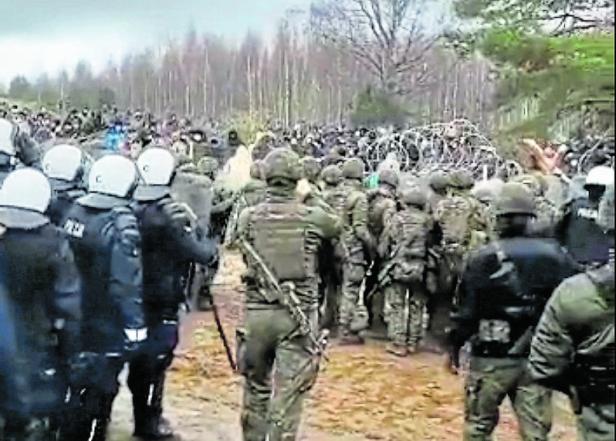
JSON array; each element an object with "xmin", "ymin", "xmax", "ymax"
[
  {"xmin": 137, "ymin": 147, "xmax": 176, "ymax": 186},
  {"xmin": 585, "ymin": 166, "xmax": 614, "ymax": 188},
  {"xmin": 0, "ymin": 118, "xmax": 17, "ymax": 156},
  {"xmin": 88, "ymin": 155, "xmax": 139, "ymax": 198},
  {"xmin": 0, "ymin": 168, "xmax": 51, "ymax": 213},
  {"xmin": 43, "ymin": 144, "xmax": 85, "ymax": 183}
]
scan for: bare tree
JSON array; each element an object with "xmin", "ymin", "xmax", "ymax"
[{"xmin": 310, "ymin": 0, "xmax": 439, "ymax": 96}]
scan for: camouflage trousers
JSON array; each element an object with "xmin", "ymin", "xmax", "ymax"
[
  {"xmin": 384, "ymin": 282, "xmax": 428, "ymax": 349},
  {"xmin": 577, "ymin": 404, "xmax": 615, "ymax": 441},
  {"xmin": 465, "ymin": 357, "xmax": 552, "ymax": 441},
  {"xmin": 339, "ymin": 250, "xmax": 367, "ymax": 336},
  {"xmin": 239, "ymin": 307, "xmax": 321, "ymax": 441}
]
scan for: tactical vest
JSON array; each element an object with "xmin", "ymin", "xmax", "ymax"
[
  {"xmin": 368, "ymin": 190, "xmax": 394, "ymax": 237},
  {"xmin": 436, "ymin": 195, "xmax": 475, "ymax": 249},
  {"xmin": 562, "ymin": 198, "xmax": 614, "ymax": 265},
  {"xmin": 323, "ymin": 186, "xmax": 347, "ymax": 214},
  {"xmin": 391, "ymin": 208, "xmax": 430, "ymax": 283},
  {"xmin": 251, "ymin": 202, "xmax": 314, "ymax": 282}
]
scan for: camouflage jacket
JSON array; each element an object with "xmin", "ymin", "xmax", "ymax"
[
  {"xmin": 342, "ymin": 181, "xmax": 373, "ymax": 254},
  {"xmin": 238, "ymin": 186, "xmax": 342, "ymax": 308},
  {"xmin": 434, "ymin": 192, "xmax": 490, "ymax": 252},
  {"xmin": 367, "ymin": 188, "xmax": 397, "ymax": 240},
  {"xmin": 529, "ymin": 263, "xmax": 615, "ymax": 394}
]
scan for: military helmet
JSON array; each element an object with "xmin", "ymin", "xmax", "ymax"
[
  {"xmin": 302, "ymin": 156, "xmax": 321, "ymax": 182},
  {"xmin": 379, "ymin": 169, "xmax": 400, "ymax": 189},
  {"xmin": 198, "ymin": 156, "xmax": 219, "ymax": 175},
  {"xmin": 398, "ymin": 186, "xmax": 427, "ymax": 208},
  {"xmin": 429, "ymin": 172, "xmax": 450, "ymax": 193},
  {"xmin": 514, "ymin": 174, "xmax": 541, "ymax": 196},
  {"xmin": 250, "ymin": 160, "xmax": 264, "ymax": 180},
  {"xmin": 597, "ymin": 184, "xmax": 615, "ymax": 232},
  {"xmin": 494, "ymin": 182, "xmax": 536, "ymax": 217},
  {"xmin": 471, "ymin": 179, "xmax": 504, "ymax": 204},
  {"xmin": 320, "ymin": 164, "xmax": 342, "ymax": 185},
  {"xmin": 342, "ymin": 158, "xmax": 364, "ymax": 180},
  {"xmin": 263, "ymin": 147, "xmax": 302, "ymax": 183},
  {"xmin": 449, "ymin": 170, "xmax": 475, "ymax": 190}
]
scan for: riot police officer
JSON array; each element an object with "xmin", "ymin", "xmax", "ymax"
[
  {"xmin": 42, "ymin": 144, "xmax": 88, "ymax": 225},
  {"xmin": 448, "ymin": 183, "xmax": 578, "ymax": 441},
  {"xmin": 130, "ymin": 147, "xmax": 217, "ymax": 439},
  {"xmin": 0, "ymin": 169, "xmax": 82, "ymax": 441},
  {"xmin": 529, "ymin": 184, "xmax": 615, "ymax": 441},
  {"xmin": 60, "ymin": 155, "xmax": 147, "ymax": 441},
  {"xmin": 557, "ymin": 166, "xmax": 615, "ymax": 268}
]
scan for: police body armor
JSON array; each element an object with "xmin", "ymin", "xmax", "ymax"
[
  {"xmin": 62, "ymin": 198, "xmax": 143, "ymax": 354},
  {"xmin": 48, "ymin": 186, "xmax": 86, "ymax": 227},
  {"xmin": 560, "ymin": 198, "xmax": 614, "ymax": 266},
  {"xmin": 133, "ymin": 197, "xmax": 215, "ymax": 317},
  {"xmin": 249, "ymin": 202, "xmax": 318, "ymax": 307},
  {"xmin": 471, "ymin": 238, "xmax": 572, "ymax": 358},
  {"xmin": 0, "ymin": 209, "xmax": 80, "ymax": 422}
]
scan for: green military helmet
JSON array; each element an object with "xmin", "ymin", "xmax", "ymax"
[
  {"xmin": 379, "ymin": 169, "xmax": 400, "ymax": 189},
  {"xmin": 513, "ymin": 174, "xmax": 542, "ymax": 197},
  {"xmin": 302, "ymin": 156, "xmax": 321, "ymax": 182},
  {"xmin": 250, "ymin": 160, "xmax": 264, "ymax": 180},
  {"xmin": 398, "ymin": 186, "xmax": 427, "ymax": 208},
  {"xmin": 449, "ymin": 170, "xmax": 475, "ymax": 190},
  {"xmin": 320, "ymin": 164, "xmax": 342, "ymax": 186},
  {"xmin": 471, "ymin": 179, "xmax": 504, "ymax": 205},
  {"xmin": 494, "ymin": 182, "xmax": 536, "ymax": 217},
  {"xmin": 342, "ymin": 158, "xmax": 364, "ymax": 180},
  {"xmin": 597, "ymin": 184, "xmax": 615, "ymax": 232},
  {"xmin": 263, "ymin": 147, "xmax": 302, "ymax": 183},
  {"xmin": 198, "ymin": 156, "xmax": 219, "ymax": 175},
  {"xmin": 429, "ymin": 172, "xmax": 450, "ymax": 193}
]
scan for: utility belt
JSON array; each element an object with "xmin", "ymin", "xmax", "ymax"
[{"xmin": 472, "ymin": 319, "xmax": 533, "ymax": 358}]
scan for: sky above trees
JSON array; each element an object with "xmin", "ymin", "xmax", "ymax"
[{"xmin": 0, "ymin": 0, "xmax": 311, "ymax": 82}]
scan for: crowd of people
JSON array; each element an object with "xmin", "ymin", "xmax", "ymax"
[{"xmin": 0, "ymin": 105, "xmax": 614, "ymax": 441}]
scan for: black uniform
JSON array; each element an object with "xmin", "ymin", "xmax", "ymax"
[
  {"xmin": 453, "ymin": 237, "xmax": 578, "ymax": 356},
  {"xmin": 557, "ymin": 197, "xmax": 614, "ymax": 267},
  {"xmin": 60, "ymin": 193, "xmax": 145, "ymax": 441},
  {"xmin": 129, "ymin": 190, "xmax": 216, "ymax": 437},
  {"xmin": 0, "ymin": 207, "xmax": 81, "ymax": 441},
  {"xmin": 47, "ymin": 179, "xmax": 86, "ymax": 226}
]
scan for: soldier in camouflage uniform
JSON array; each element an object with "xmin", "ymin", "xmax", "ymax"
[
  {"xmin": 448, "ymin": 183, "xmax": 578, "ymax": 441},
  {"xmin": 434, "ymin": 170, "xmax": 490, "ymax": 303},
  {"xmin": 427, "ymin": 171, "xmax": 450, "ymax": 216},
  {"xmin": 319, "ymin": 165, "xmax": 347, "ymax": 332},
  {"xmin": 379, "ymin": 187, "xmax": 433, "ymax": 356},
  {"xmin": 529, "ymin": 184, "xmax": 615, "ymax": 441},
  {"xmin": 302, "ymin": 156, "xmax": 322, "ymax": 194},
  {"xmin": 367, "ymin": 169, "xmax": 400, "ymax": 332},
  {"xmin": 236, "ymin": 147, "xmax": 341, "ymax": 441},
  {"xmin": 514, "ymin": 174, "xmax": 558, "ymax": 236},
  {"xmin": 338, "ymin": 158, "xmax": 375, "ymax": 344}
]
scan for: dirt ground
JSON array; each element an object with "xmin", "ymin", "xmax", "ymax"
[{"xmin": 110, "ymin": 252, "xmax": 578, "ymax": 441}]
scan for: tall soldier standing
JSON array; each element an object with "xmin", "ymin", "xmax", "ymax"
[
  {"xmin": 60, "ymin": 155, "xmax": 147, "ymax": 441},
  {"xmin": 339, "ymin": 158, "xmax": 374, "ymax": 344},
  {"xmin": 236, "ymin": 147, "xmax": 341, "ymax": 441},
  {"xmin": 448, "ymin": 183, "xmax": 578, "ymax": 441},
  {"xmin": 0, "ymin": 169, "xmax": 82, "ymax": 441},
  {"xmin": 529, "ymin": 184, "xmax": 615, "ymax": 441},
  {"xmin": 130, "ymin": 147, "xmax": 218, "ymax": 439}
]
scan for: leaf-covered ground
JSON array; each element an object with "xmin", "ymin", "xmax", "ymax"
[{"xmin": 112, "ymin": 252, "xmax": 577, "ymax": 440}]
